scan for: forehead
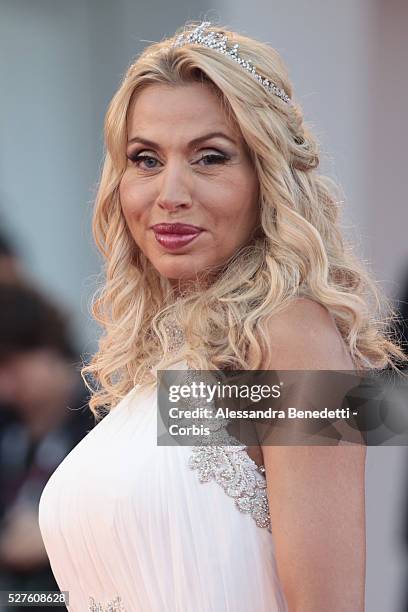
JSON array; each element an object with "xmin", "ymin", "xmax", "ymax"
[{"xmin": 127, "ymin": 82, "xmax": 239, "ymax": 140}]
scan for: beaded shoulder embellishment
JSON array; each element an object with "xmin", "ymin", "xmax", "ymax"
[
  {"xmin": 88, "ymin": 595, "xmax": 126, "ymax": 611},
  {"xmin": 188, "ymin": 445, "xmax": 271, "ymax": 532},
  {"xmin": 179, "ymin": 368, "xmax": 272, "ymax": 532}
]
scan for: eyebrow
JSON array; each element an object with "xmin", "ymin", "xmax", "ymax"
[{"xmin": 127, "ymin": 131, "xmax": 238, "ymax": 149}]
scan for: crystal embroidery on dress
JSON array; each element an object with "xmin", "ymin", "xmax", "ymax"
[
  {"xmin": 174, "ymin": 367, "xmax": 272, "ymax": 532},
  {"xmin": 188, "ymin": 445, "xmax": 271, "ymax": 531},
  {"xmin": 88, "ymin": 595, "xmax": 126, "ymax": 611}
]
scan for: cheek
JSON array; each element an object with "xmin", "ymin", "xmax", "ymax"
[
  {"xmin": 119, "ymin": 172, "xmax": 154, "ymax": 223},
  {"xmin": 119, "ymin": 176, "xmax": 153, "ymax": 254},
  {"xmin": 238, "ymin": 173, "xmax": 259, "ymax": 224},
  {"xmin": 119, "ymin": 174, "xmax": 140, "ymax": 219},
  {"xmin": 214, "ymin": 173, "xmax": 258, "ymax": 225}
]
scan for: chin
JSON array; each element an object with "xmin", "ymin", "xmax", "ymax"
[
  {"xmin": 152, "ymin": 257, "xmax": 213, "ymax": 283},
  {"xmin": 157, "ymin": 266, "xmax": 202, "ymax": 282}
]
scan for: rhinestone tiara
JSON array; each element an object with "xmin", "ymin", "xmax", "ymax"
[{"xmin": 172, "ymin": 21, "xmax": 292, "ymax": 105}]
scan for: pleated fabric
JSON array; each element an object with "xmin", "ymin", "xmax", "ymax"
[{"xmin": 38, "ymin": 361, "xmax": 288, "ymax": 612}]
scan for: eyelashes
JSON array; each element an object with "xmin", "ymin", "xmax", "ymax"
[{"xmin": 127, "ymin": 151, "xmax": 230, "ymax": 170}]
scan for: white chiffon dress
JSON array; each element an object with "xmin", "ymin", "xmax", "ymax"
[{"xmin": 38, "ymin": 360, "xmax": 289, "ymax": 611}]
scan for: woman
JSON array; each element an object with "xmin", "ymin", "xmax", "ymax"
[{"xmin": 38, "ymin": 21, "xmax": 406, "ymax": 611}]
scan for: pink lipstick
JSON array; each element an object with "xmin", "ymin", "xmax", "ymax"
[{"xmin": 151, "ymin": 223, "xmax": 203, "ymax": 251}]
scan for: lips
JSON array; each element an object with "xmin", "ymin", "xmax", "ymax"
[
  {"xmin": 151, "ymin": 223, "xmax": 203, "ymax": 234},
  {"xmin": 151, "ymin": 223, "xmax": 203, "ymax": 251}
]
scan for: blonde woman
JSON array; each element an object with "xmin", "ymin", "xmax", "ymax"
[{"xmin": 38, "ymin": 21, "xmax": 405, "ymax": 612}]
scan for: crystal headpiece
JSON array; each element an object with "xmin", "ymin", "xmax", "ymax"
[{"xmin": 172, "ymin": 21, "xmax": 292, "ymax": 105}]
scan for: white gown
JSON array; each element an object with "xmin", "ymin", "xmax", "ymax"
[{"xmin": 38, "ymin": 360, "xmax": 288, "ymax": 611}]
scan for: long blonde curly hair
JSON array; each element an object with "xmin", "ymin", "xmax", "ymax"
[{"xmin": 82, "ymin": 21, "xmax": 406, "ymax": 420}]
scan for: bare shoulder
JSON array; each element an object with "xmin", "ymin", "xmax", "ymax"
[
  {"xmin": 257, "ymin": 298, "xmax": 366, "ymax": 608},
  {"xmin": 260, "ymin": 297, "xmax": 355, "ymax": 370}
]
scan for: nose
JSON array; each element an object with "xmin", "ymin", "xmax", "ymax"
[{"xmin": 156, "ymin": 160, "xmax": 193, "ymax": 212}]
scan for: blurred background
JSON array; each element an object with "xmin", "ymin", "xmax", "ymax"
[{"xmin": 0, "ymin": 0, "xmax": 407, "ymax": 610}]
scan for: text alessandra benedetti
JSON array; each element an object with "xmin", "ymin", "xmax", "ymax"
[{"xmin": 168, "ymin": 407, "xmax": 352, "ymax": 420}]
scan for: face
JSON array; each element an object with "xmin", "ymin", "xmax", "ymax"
[{"xmin": 119, "ymin": 81, "xmax": 259, "ymax": 289}]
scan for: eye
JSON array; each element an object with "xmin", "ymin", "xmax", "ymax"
[
  {"xmin": 126, "ymin": 149, "xmax": 230, "ymax": 170},
  {"xmin": 197, "ymin": 152, "xmax": 229, "ymax": 166},
  {"xmin": 127, "ymin": 152, "xmax": 161, "ymax": 170}
]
